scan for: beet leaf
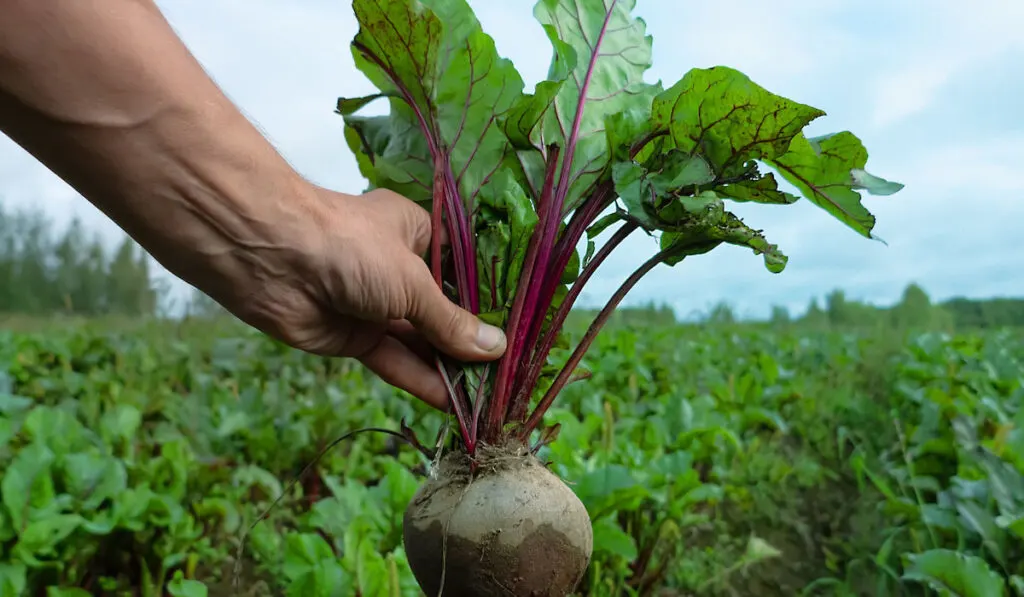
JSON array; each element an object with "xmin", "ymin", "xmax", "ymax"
[{"xmin": 337, "ymin": 0, "xmax": 904, "ymax": 452}]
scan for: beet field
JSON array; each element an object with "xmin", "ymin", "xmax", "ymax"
[{"xmin": 0, "ymin": 316, "xmax": 1020, "ymax": 597}]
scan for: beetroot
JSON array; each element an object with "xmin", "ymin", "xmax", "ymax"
[
  {"xmin": 403, "ymin": 442, "xmax": 592, "ymax": 596},
  {"xmin": 336, "ymin": 0, "xmax": 902, "ymax": 594}
]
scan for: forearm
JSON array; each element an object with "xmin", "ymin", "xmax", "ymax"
[{"xmin": 0, "ymin": 0, "xmax": 323, "ymax": 300}]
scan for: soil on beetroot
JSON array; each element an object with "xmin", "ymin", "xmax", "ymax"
[
  {"xmin": 405, "ymin": 519, "xmax": 589, "ymax": 597},
  {"xmin": 402, "ymin": 443, "xmax": 592, "ymax": 597}
]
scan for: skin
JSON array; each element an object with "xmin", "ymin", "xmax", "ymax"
[{"xmin": 0, "ymin": 0, "xmax": 507, "ymax": 410}]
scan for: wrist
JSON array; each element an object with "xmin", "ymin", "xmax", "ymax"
[{"xmin": 142, "ymin": 137, "xmax": 329, "ymax": 309}]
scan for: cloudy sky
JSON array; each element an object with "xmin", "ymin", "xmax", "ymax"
[{"xmin": 1, "ymin": 0, "xmax": 1020, "ymax": 319}]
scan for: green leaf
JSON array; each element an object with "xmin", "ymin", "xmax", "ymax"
[
  {"xmin": 475, "ymin": 170, "xmax": 538, "ymax": 316},
  {"xmin": 955, "ymin": 500, "xmax": 1006, "ymax": 566},
  {"xmin": 339, "ymin": 100, "xmax": 434, "ymax": 202},
  {"xmin": 533, "ymin": 0, "xmax": 658, "ymax": 209},
  {"xmin": 167, "ymin": 571, "xmax": 208, "ymax": 597},
  {"xmin": 582, "ymin": 238, "xmax": 597, "ymax": 267},
  {"xmin": 193, "ymin": 496, "xmax": 241, "ymax": 534},
  {"xmin": 0, "ymin": 562, "xmax": 27, "ymax": 597},
  {"xmin": 286, "ymin": 559, "xmax": 350, "ymax": 597},
  {"xmin": 355, "ymin": 536, "xmax": 390, "ymax": 596},
  {"xmin": 2, "ymin": 442, "xmax": 56, "ymax": 530},
  {"xmin": 678, "ymin": 483, "xmax": 725, "ymax": 509},
  {"xmin": 61, "ymin": 452, "xmax": 127, "ymax": 511},
  {"xmin": 852, "ymin": 168, "xmax": 904, "ymax": 195},
  {"xmin": 996, "ymin": 514, "xmax": 1024, "ymax": 539},
  {"xmin": 875, "ymin": 528, "xmax": 903, "ymax": 571},
  {"xmin": 902, "ymin": 549, "xmax": 1006, "ymax": 597},
  {"xmin": 349, "ymin": 0, "xmax": 525, "ymax": 206},
  {"xmin": 12, "ymin": 514, "xmax": 83, "ymax": 563},
  {"xmin": 652, "ymin": 152, "xmax": 717, "ymax": 191},
  {"xmin": 372, "ymin": 461, "xmax": 420, "ymax": 523},
  {"xmin": 231, "ymin": 465, "xmax": 282, "ymax": 502},
  {"xmin": 283, "ymin": 533, "xmax": 336, "ymax": 581},
  {"xmin": 502, "ymin": 24, "xmax": 577, "ymax": 196},
  {"xmin": 768, "ymin": 131, "xmax": 901, "ymax": 238},
  {"xmin": 742, "ymin": 407, "xmax": 790, "ymax": 434},
  {"xmin": 503, "ymin": 27, "xmax": 575, "ymax": 153},
  {"xmin": 613, "ymin": 153, "xmax": 716, "ymax": 229},
  {"xmin": 613, "ymin": 161, "xmax": 654, "ymax": 226},
  {"xmin": 561, "ymin": 242, "xmax": 581, "ymax": 284},
  {"xmin": 642, "ymin": 65, "xmax": 902, "ymax": 241},
  {"xmin": 586, "ymin": 211, "xmax": 625, "ymax": 241},
  {"xmin": 0, "ymin": 393, "xmax": 32, "ymax": 414},
  {"xmin": 654, "ymin": 192, "xmax": 787, "ymax": 273},
  {"xmin": 714, "ymin": 212, "xmax": 788, "ymax": 273},
  {"xmin": 99, "ymin": 404, "xmax": 141, "ymax": 445},
  {"xmin": 592, "ymin": 516, "xmax": 638, "ymax": 561},
  {"xmin": 606, "ymin": 108, "xmax": 657, "ymax": 164},
  {"xmin": 616, "ymin": 150, "xmax": 715, "ymax": 206},
  {"xmin": 22, "ymin": 406, "xmax": 85, "ymax": 456},
  {"xmin": 335, "ymin": 92, "xmax": 391, "ymax": 115},
  {"xmin": 0, "ymin": 419, "xmax": 14, "ymax": 456},
  {"xmin": 717, "ymin": 172, "xmax": 799, "ymax": 205},
  {"xmin": 652, "ymin": 66, "xmax": 824, "ymax": 179},
  {"xmin": 742, "ymin": 536, "xmax": 783, "ymax": 563},
  {"xmin": 45, "ymin": 589, "xmax": 92, "ymax": 597},
  {"xmin": 650, "ymin": 451, "xmax": 695, "ymax": 479},
  {"xmin": 972, "ymin": 448, "xmax": 1024, "ymax": 519},
  {"xmin": 575, "ymin": 464, "xmax": 651, "ymax": 516}
]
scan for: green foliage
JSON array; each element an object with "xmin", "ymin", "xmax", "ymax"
[
  {"xmin": 336, "ymin": 0, "xmax": 902, "ymax": 441},
  {"xmin": 0, "ymin": 205, "xmax": 158, "ymax": 317},
  {"xmin": 939, "ymin": 297, "xmax": 1024, "ymax": 330},
  {"xmin": 784, "ymin": 283, "xmax": 1023, "ymax": 333},
  {"xmin": 1, "ymin": 319, "xmax": 1021, "ymax": 595}
]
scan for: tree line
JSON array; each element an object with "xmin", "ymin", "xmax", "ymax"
[
  {"xmin": 767, "ymin": 284, "xmax": 1024, "ymax": 331},
  {"xmin": 681, "ymin": 283, "xmax": 1024, "ymax": 331},
  {"xmin": 571, "ymin": 286, "xmax": 1024, "ymax": 333},
  {"xmin": 0, "ymin": 204, "xmax": 158, "ymax": 316},
  {"xmin": 1, "ymin": 201, "xmax": 1021, "ymax": 330}
]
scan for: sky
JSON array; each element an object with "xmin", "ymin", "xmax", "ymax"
[{"xmin": 0, "ymin": 0, "xmax": 1020, "ymax": 320}]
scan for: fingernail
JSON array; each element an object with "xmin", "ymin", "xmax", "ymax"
[{"xmin": 476, "ymin": 323, "xmax": 505, "ymax": 352}]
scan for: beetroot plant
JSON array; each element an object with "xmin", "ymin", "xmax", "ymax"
[{"xmin": 336, "ymin": 0, "xmax": 902, "ymax": 594}]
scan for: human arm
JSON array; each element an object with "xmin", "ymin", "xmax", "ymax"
[{"xmin": 0, "ymin": 0, "xmax": 506, "ymax": 408}]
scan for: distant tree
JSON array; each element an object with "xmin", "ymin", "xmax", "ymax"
[
  {"xmin": 12, "ymin": 210, "xmax": 56, "ymax": 314},
  {"xmin": 616, "ymin": 301, "xmax": 677, "ymax": 326},
  {"xmin": 770, "ymin": 305, "xmax": 790, "ymax": 325},
  {"xmin": 0, "ymin": 202, "xmax": 159, "ymax": 317},
  {"xmin": 803, "ymin": 298, "xmax": 828, "ymax": 328},
  {"xmin": 0, "ymin": 205, "xmax": 14, "ymax": 309},
  {"xmin": 941, "ymin": 297, "xmax": 985, "ymax": 328},
  {"xmin": 705, "ymin": 301, "xmax": 736, "ymax": 325},
  {"xmin": 79, "ymin": 237, "xmax": 110, "ymax": 314},
  {"xmin": 890, "ymin": 283, "xmax": 933, "ymax": 329},
  {"xmin": 106, "ymin": 237, "xmax": 156, "ymax": 316},
  {"xmin": 826, "ymin": 289, "xmax": 855, "ymax": 326},
  {"xmin": 52, "ymin": 218, "xmax": 94, "ymax": 313},
  {"xmin": 931, "ymin": 305, "xmax": 956, "ymax": 332}
]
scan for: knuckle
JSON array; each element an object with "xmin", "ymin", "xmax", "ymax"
[
  {"xmin": 409, "ymin": 211, "xmax": 432, "ymax": 249},
  {"xmin": 362, "ymin": 187, "xmax": 394, "ymax": 201},
  {"xmin": 443, "ymin": 302, "xmax": 468, "ymax": 341}
]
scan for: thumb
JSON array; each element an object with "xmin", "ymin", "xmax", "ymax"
[{"xmin": 402, "ymin": 260, "xmax": 507, "ymax": 362}]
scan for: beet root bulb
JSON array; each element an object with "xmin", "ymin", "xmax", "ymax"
[{"xmin": 402, "ymin": 442, "xmax": 593, "ymax": 596}]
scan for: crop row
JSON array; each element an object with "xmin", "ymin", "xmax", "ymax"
[{"xmin": 0, "ymin": 320, "xmax": 1021, "ymax": 596}]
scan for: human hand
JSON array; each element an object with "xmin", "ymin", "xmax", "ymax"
[
  {"xmin": 224, "ymin": 185, "xmax": 507, "ymax": 411},
  {"xmin": 0, "ymin": 0, "xmax": 505, "ymax": 410}
]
